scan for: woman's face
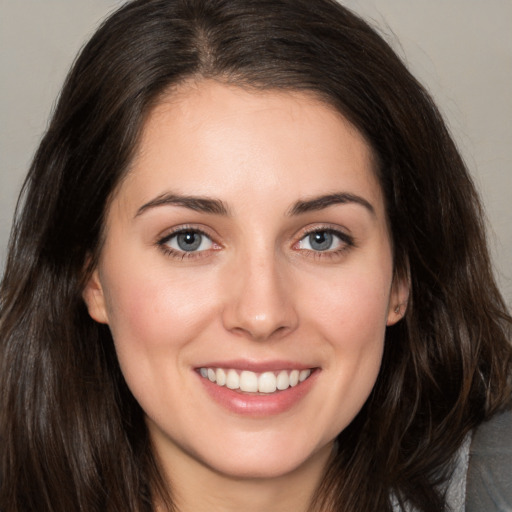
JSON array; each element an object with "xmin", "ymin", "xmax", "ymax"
[{"xmin": 84, "ymin": 81, "xmax": 407, "ymax": 481}]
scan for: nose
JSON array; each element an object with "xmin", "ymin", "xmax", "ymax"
[{"xmin": 221, "ymin": 251, "xmax": 299, "ymax": 341}]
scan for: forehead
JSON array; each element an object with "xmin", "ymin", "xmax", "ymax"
[{"xmin": 116, "ymin": 80, "xmax": 383, "ymax": 217}]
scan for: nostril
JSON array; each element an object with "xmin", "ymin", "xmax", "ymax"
[{"xmin": 228, "ymin": 323, "xmax": 292, "ymax": 342}]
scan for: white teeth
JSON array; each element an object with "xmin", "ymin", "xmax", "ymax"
[
  {"xmin": 240, "ymin": 370, "xmax": 258, "ymax": 392},
  {"xmin": 258, "ymin": 372, "xmax": 277, "ymax": 393},
  {"xmin": 299, "ymin": 369, "xmax": 311, "ymax": 382},
  {"xmin": 199, "ymin": 367, "xmax": 313, "ymax": 393},
  {"xmin": 226, "ymin": 369, "xmax": 239, "ymax": 390},
  {"xmin": 276, "ymin": 370, "xmax": 290, "ymax": 390},
  {"xmin": 216, "ymin": 368, "xmax": 226, "ymax": 386}
]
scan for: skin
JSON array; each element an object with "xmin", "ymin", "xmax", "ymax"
[{"xmin": 84, "ymin": 80, "xmax": 408, "ymax": 512}]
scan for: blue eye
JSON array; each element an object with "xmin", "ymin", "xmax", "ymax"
[
  {"xmin": 298, "ymin": 230, "xmax": 349, "ymax": 252},
  {"xmin": 163, "ymin": 230, "xmax": 213, "ymax": 252},
  {"xmin": 307, "ymin": 231, "xmax": 333, "ymax": 251}
]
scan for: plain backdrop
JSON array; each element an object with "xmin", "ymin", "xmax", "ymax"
[{"xmin": 1, "ymin": 0, "xmax": 511, "ymax": 306}]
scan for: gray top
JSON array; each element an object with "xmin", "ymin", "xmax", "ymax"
[
  {"xmin": 392, "ymin": 408, "xmax": 512, "ymax": 511},
  {"xmin": 466, "ymin": 408, "xmax": 512, "ymax": 511}
]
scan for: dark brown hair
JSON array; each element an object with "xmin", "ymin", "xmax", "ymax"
[{"xmin": 1, "ymin": 1, "xmax": 511, "ymax": 510}]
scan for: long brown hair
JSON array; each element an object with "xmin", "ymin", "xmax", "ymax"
[{"xmin": 1, "ymin": 1, "xmax": 511, "ymax": 510}]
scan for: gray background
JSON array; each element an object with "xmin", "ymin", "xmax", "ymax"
[{"xmin": 1, "ymin": 0, "xmax": 511, "ymax": 306}]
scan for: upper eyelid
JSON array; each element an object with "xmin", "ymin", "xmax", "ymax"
[
  {"xmin": 294, "ymin": 226, "xmax": 356, "ymax": 251},
  {"xmin": 155, "ymin": 223, "xmax": 354, "ymax": 248},
  {"xmin": 157, "ymin": 228, "xmax": 217, "ymax": 258},
  {"xmin": 296, "ymin": 224, "xmax": 353, "ymax": 241},
  {"xmin": 157, "ymin": 225, "xmax": 217, "ymax": 244}
]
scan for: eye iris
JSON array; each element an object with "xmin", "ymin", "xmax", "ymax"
[
  {"xmin": 309, "ymin": 231, "xmax": 333, "ymax": 251},
  {"xmin": 177, "ymin": 232, "xmax": 202, "ymax": 251}
]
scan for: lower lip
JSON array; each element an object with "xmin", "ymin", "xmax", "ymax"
[{"xmin": 197, "ymin": 370, "xmax": 319, "ymax": 417}]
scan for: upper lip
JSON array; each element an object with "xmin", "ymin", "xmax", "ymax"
[{"xmin": 195, "ymin": 359, "xmax": 316, "ymax": 373}]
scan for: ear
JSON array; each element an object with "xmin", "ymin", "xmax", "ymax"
[
  {"xmin": 386, "ymin": 270, "xmax": 410, "ymax": 326},
  {"xmin": 82, "ymin": 268, "xmax": 109, "ymax": 324}
]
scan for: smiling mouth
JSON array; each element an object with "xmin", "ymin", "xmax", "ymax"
[{"xmin": 198, "ymin": 367, "xmax": 313, "ymax": 394}]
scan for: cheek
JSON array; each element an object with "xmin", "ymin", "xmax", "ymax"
[
  {"xmin": 297, "ymin": 269, "xmax": 389, "ymax": 436},
  {"xmin": 303, "ymin": 267, "xmax": 391, "ymax": 342},
  {"xmin": 104, "ymin": 258, "xmax": 215, "ymax": 334},
  {"xmin": 100, "ymin": 265, "xmax": 221, "ymax": 411},
  {"xmin": 297, "ymin": 256, "xmax": 392, "ymax": 397},
  {"xmin": 100, "ymin": 262, "xmax": 222, "ymax": 383},
  {"xmin": 316, "ymin": 285, "xmax": 387, "ymax": 384}
]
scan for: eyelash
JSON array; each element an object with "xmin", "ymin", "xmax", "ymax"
[
  {"xmin": 157, "ymin": 226, "xmax": 218, "ymax": 260},
  {"xmin": 296, "ymin": 226, "xmax": 355, "ymax": 260},
  {"xmin": 156, "ymin": 225, "xmax": 355, "ymax": 261}
]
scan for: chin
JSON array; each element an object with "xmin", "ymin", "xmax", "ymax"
[{"xmin": 192, "ymin": 435, "xmax": 334, "ymax": 481}]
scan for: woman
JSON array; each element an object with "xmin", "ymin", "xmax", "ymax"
[{"xmin": 1, "ymin": 0, "xmax": 511, "ymax": 511}]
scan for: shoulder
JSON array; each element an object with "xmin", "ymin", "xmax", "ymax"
[{"xmin": 466, "ymin": 408, "xmax": 512, "ymax": 511}]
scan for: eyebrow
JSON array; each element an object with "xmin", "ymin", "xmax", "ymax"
[
  {"xmin": 288, "ymin": 193, "xmax": 375, "ymax": 216},
  {"xmin": 135, "ymin": 191, "xmax": 374, "ymax": 218},
  {"xmin": 135, "ymin": 193, "xmax": 230, "ymax": 217}
]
